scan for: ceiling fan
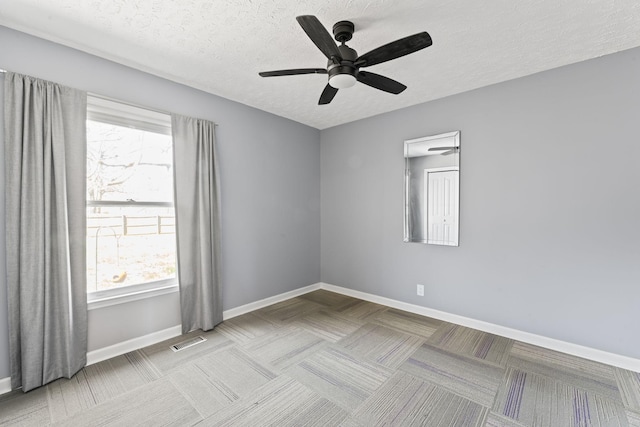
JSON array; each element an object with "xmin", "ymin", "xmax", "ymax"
[
  {"xmin": 428, "ymin": 146, "xmax": 459, "ymax": 156},
  {"xmin": 259, "ymin": 15, "xmax": 432, "ymax": 105}
]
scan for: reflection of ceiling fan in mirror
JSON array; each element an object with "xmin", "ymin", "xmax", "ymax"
[{"xmin": 428, "ymin": 146, "xmax": 459, "ymax": 156}]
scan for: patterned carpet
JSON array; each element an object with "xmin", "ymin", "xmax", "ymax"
[{"xmin": 1, "ymin": 290, "xmax": 639, "ymax": 426}]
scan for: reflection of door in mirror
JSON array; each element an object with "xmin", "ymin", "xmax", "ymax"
[{"xmin": 425, "ymin": 168, "xmax": 459, "ymax": 245}]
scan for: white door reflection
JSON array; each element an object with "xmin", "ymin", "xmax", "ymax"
[{"xmin": 425, "ymin": 168, "xmax": 458, "ymax": 245}]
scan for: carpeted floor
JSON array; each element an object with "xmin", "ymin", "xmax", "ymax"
[{"xmin": 1, "ymin": 290, "xmax": 639, "ymax": 426}]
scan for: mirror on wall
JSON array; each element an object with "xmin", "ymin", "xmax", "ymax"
[{"xmin": 404, "ymin": 131, "xmax": 460, "ymax": 246}]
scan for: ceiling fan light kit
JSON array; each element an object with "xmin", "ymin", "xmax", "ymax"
[
  {"xmin": 259, "ymin": 15, "xmax": 432, "ymax": 105},
  {"xmin": 328, "ymin": 73, "xmax": 357, "ymax": 89}
]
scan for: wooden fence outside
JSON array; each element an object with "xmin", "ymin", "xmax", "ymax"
[{"xmin": 87, "ymin": 215, "xmax": 175, "ymax": 236}]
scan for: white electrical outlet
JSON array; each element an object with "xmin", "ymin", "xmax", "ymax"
[{"xmin": 416, "ymin": 284, "xmax": 424, "ymax": 296}]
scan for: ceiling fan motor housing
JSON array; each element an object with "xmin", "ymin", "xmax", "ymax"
[
  {"xmin": 327, "ymin": 44, "xmax": 358, "ymax": 88},
  {"xmin": 332, "ymin": 20, "xmax": 354, "ymax": 43}
]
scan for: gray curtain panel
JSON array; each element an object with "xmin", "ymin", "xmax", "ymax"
[
  {"xmin": 171, "ymin": 114, "xmax": 222, "ymax": 334},
  {"xmin": 4, "ymin": 72, "xmax": 88, "ymax": 392}
]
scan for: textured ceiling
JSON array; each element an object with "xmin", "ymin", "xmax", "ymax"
[{"xmin": 1, "ymin": 1, "xmax": 640, "ymax": 129}]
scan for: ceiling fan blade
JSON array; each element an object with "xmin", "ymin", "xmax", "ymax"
[
  {"xmin": 355, "ymin": 32, "xmax": 432, "ymax": 68},
  {"xmin": 296, "ymin": 15, "xmax": 342, "ymax": 60},
  {"xmin": 259, "ymin": 68, "xmax": 327, "ymax": 77},
  {"xmin": 357, "ymin": 71, "xmax": 406, "ymax": 94},
  {"xmin": 319, "ymin": 84, "xmax": 338, "ymax": 105},
  {"xmin": 429, "ymin": 146, "xmax": 459, "ymax": 155}
]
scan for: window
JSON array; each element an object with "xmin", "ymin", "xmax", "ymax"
[{"xmin": 86, "ymin": 96, "xmax": 176, "ymax": 301}]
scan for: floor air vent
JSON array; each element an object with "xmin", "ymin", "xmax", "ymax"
[{"xmin": 170, "ymin": 336, "xmax": 207, "ymax": 352}]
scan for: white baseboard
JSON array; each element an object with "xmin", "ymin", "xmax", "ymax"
[
  {"xmin": 0, "ymin": 328, "xmax": 187, "ymax": 393},
  {"xmin": 86, "ymin": 282, "xmax": 322, "ymax": 366},
  {"xmin": 318, "ymin": 282, "xmax": 640, "ymax": 373},
  {"xmin": 4, "ymin": 280, "xmax": 639, "ymax": 396},
  {"xmin": 0, "ymin": 377, "xmax": 11, "ymax": 395},
  {"xmin": 222, "ymin": 283, "xmax": 322, "ymax": 320},
  {"xmin": 87, "ymin": 325, "xmax": 183, "ymax": 365}
]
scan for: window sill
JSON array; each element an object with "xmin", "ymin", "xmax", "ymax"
[{"xmin": 88, "ymin": 284, "xmax": 179, "ymax": 310}]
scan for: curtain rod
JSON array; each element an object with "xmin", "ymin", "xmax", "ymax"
[
  {"xmin": 89, "ymin": 92, "xmax": 218, "ymax": 126},
  {"xmin": 89, "ymin": 92, "xmax": 173, "ymax": 118},
  {"xmin": 0, "ymin": 70, "xmax": 217, "ymax": 126}
]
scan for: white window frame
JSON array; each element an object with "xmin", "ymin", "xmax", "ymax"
[{"xmin": 86, "ymin": 95, "xmax": 178, "ymax": 307}]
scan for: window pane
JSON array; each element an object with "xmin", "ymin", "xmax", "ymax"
[
  {"xmin": 87, "ymin": 120, "xmax": 173, "ymax": 203},
  {"xmin": 87, "ymin": 205, "xmax": 176, "ymax": 293}
]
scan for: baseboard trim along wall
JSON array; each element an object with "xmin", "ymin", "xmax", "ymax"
[
  {"xmin": 85, "ymin": 280, "xmax": 640, "ymax": 372},
  {"xmin": 319, "ymin": 282, "xmax": 640, "ymax": 373},
  {"xmin": 4, "ymin": 280, "xmax": 637, "ymax": 395},
  {"xmin": 86, "ymin": 325, "xmax": 183, "ymax": 366},
  {"xmin": 1, "ymin": 284, "xmax": 324, "ymax": 394},
  {"xmin": 221, "ymin": 283, "xmax": 321, "ymax": 320},
  {"xmin": 0, "ymin": 377, "xmax": 10, "ymax": 396},
  {"xmin": 85, "ymin": 282, "xmax": 322, "ymax": 366}
]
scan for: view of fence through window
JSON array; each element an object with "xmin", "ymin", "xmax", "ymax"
[{"xmin": 86, "ymin": 118, "xmax": 176, "ymax": 293}]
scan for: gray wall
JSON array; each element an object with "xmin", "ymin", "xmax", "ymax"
[
  {"xmin": 0, "ymin": 26, "xmax": 321, "ymax": 378},
  {"xmin": 321, "ymin": 46, "xmax": 640, "ymax": 359}
]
